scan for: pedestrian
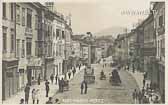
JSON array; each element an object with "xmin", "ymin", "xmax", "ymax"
[
  {"xmin": 60, "ymin": 78, "xmax": 65, "ymax": 92},
  {"xmin": 142, "ymin": 87, "xmax": 145, "ymax": 96},
  {"xmin": 20, "ymin": 98, "xmax": 24, "ymax": 104},
  {"xmin": 55, "ymin": 74, "xmax": 58, "ymax": 85},
  {"xmin": 46, "ymin": 97, "xmax": 53, "ymax": 104},
  {"xmin": 32, "ymin": 89, "xmax": 36, "ymax": 104},
  {"xmin": 58, "ymin": 78, "xmax": 61, "ymax": 92},
  {"xmin": 144, "ymin": 72, "xmax": 147, "ymax": 80},
  {"xmin": 45, "ymin": 80, "xmax": 50, "ymax": 97},
  {"xmin": 84, "ymin": 80, "xmax": 88, "ymax": 94},
  {"xmin": 38, "ymin": 74, "xmax": 41, "ymax": 85},
  {"xmin": 35, "ymin": 89, "xmax": 40, "ymax": 104},
  {"xmin": 79, "ymin": 64, "xmax": 81, "ymax": 70},
  {"xmin": 146, "ymin": 83, "xmax": 150, "ymax": 92},
  {"xmin": 24, "ymin": 83, "xmax": 30, "ymax": 104},
  {"xmin": 132, "ymin": 89, "xmax": 138, "ymax": 104},
  {"xmin": 50, "ymin": 74, "xmax": 54, "ymax": 84},
  {"xmin": 72, "ymin": 68, "xmax": 76, "ymax": 76},
  {"xmin": 138, "ymin": 91, "xmax": 142, "ymax": 104},
  {"xmin": 68, "ymin": 72, "xmax": 71, "ymax": 79},
  {"xmin": 143, "ymin": 79, "xmax": 146, "ymax": 88},
  {"xmin": 80, "ymin": 81, "xmax": 84, "ymax": 94}
]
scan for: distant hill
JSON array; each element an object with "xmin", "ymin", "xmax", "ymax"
[{"xmin": 94, "ymin": 26, "xmax": 127, "ymax": 38}]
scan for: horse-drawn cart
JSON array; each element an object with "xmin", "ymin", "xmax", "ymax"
[{"xmin": 109, "ymin": 68, "xmax": 121, "ymax": 86}]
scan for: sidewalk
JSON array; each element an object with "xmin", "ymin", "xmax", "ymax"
[
  {"xmin": 126, "ymin": 70, "xmax": 150, "ymax": 90},
  {"xmin": 2, "ymin": 65, "xmax": 86, "ymax": 104}
]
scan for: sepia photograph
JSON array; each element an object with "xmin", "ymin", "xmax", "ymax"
[{"xmin": 1, "ymin": 0, "xmax": 165, "ymax": 104}]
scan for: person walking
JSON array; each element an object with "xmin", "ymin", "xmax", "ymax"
[
  {"xmin": 132, "ymin": 89, "xmax": 138, "ymax": 104},
  {"xmin": 35, "ymin": 89, "xmax": 40, "ymax": 104},
  {"xmin": 84, "ymin": 80, "xmax": 88, "ymax": 94},
  {"xmin": 55, "ymin": 74, "xmax": 58, "ymax": 85},
  {"xmin": 46, "ymin": 97, "xmax": 53, "ymax": 104},
  {"xmin": 60, "ymin": 78, "xmax": 64, "ymax": 92},
  {"xmin": 68, "ymin": 72, "xmax": 71, "ymax": 79},
  {"xmin": 50, "ymin": 74, "xmax": 54, "ymax": 84},
  {"xmin": 38, "ymin": 74, "xmax": 41, "ymax": 85},
  {"xmin": 24, "ymin": 83, "xmax": 30, "ymax": 104},
  {"xmin": 79, "ymin": 64, "xmax": 81, "ymax": 70},
  {"xmin": 45, "ymin": 80, "xmax": 50, "ymax": 97},
  {"xmin": 72, "ymin": 67, "xmax": 76, "ymax": 77},
  {"xmin": 58, "ymin": 78, "xmax": 61, "ymax": 92},
  {"xmin": 138, "ymin": 91, "xmax": 142, "ymax": 104},
  {"xmin": 80, "ymin": 81, "xmax": 84, "ymax": 94},
  {"xmin": 143, "ymin": 79, "xmax": 146, "ymax": 88},
  {"xmin": 32, "ymin": 89, "xmax": 36, "ymax": 104}
]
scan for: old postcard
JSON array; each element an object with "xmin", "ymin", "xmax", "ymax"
[{"xmin": 1, "ymin": 0, "xmax": 166, "ymax": 104}]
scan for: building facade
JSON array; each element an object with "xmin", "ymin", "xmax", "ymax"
[
  {"xmin": 2, "ymin": 3, "xmax": 19, "ymax": 100},
  {"xmin": 153, "ymin": 2, "xmax": 165, "ymax": 96}
]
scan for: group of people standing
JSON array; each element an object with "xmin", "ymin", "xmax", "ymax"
[
  {"xmin": 132, "ymin": 72, "xmax": 161, "ymax": 104},
  {"xmin": 21, "ymin": 83, "xmax": 40, "ymax": 104},
  {"xmin": 132, "ymin": 88, "xmax": 160, "ymax": 104}
]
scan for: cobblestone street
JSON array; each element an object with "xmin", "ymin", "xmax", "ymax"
[{"xmin": 52, "ymin": 64, "xmax": 139, "ymax": 104}]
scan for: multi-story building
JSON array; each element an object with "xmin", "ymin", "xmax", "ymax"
[
  {"xmin": 153, "ymin": 2, "xmax": 165, "ymax": 96},
  {"xmin": 2, "ymin": 2, "xmax": 73, "ymax": 100},
  {"xmin": 2, "ymin": 3, "xmax": 19, "ymax": 100},
  {"xmin": 15, "ymin": 3, "xmax": 41, "ymax": 87},
  {"xmin": 52, "ymin": 12, "xmax": 72, "ymax": 77}
]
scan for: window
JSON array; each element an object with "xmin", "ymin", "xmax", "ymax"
[
  {"xmin": 26, "ymin": 38, "xmax": 32, "ymax": 56},
  {"xmin": 3, "ymin": 3, "xmax": 6, "ymax": 18},
  {"xmin": 56, "ymin": 29, "xmax": 59, "ymax": 39},
  {"xmin": 35, "ymin": 15, "xmax": 38, "ymax": 29},
  {"xmin": 16, "ymin": 39, "xmax": 20, "ymax": 57},
  {"xmin": 27, "ymin": 8, "xmax": 32, "ymax": 28},
  {"xmin": 35, "ymin": 42, "xmax": 38, "ymax": 56},
  {"xmin": 11, "ymin": 3, "xmax": 14, "ymax": 20},
  {"xmin": 16, "ymin": 5, "xmax": 20, "ymax": 24},
  {"xmin": 62, "ymin": 31, "xmax": 65, "ymax": 39},
  {"xmin": 159, "ymin": 15, "xmax": 163, "ymax": 27},
  {"xmin": 22, "ymin": 40, "xmax": 25, "ymax": 57},
  {"xmin": 22, "ymin": 8, "xmax": 25, "ymax": 26},
  {"xmin": 3, "ymin": 27, "xmax": 7, "ymax": 52},
  {"xmin": 11, "ymin": 34, "xmax": 15, "ymax": 52}
]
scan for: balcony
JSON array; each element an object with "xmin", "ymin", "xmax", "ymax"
[{"xmin": 25, "ymin": 27, "xmax": 33, "ymax": 36}]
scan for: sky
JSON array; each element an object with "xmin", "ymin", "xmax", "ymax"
[{"xmin": 53, "ymin": 0, "xmax": 152, "ymax": 35}]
